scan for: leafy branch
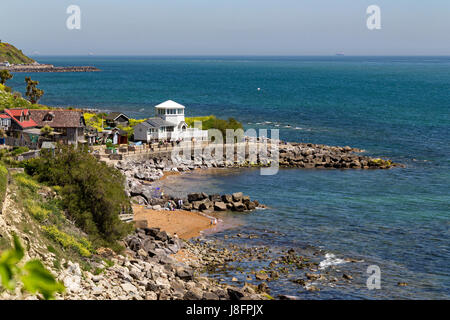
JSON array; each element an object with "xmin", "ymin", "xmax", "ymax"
[{"xmin": 0, "ymin": 234, "xmax": 65, "ymax": 299}]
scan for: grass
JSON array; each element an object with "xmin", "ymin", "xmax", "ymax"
[{"xmin": 42, "ymin": 225, "xmax": 92, "ymax": 258}]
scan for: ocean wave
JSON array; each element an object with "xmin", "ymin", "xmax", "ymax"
[{"xmin": 319, "ymin": 253, "xmax": 347, "ymax": 270}]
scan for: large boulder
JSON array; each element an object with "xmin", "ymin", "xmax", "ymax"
[
  {"xmin": 209, "ymin": 194, "xmax": 222, "ymax": 202},
  {"xmin": 199, "ymin": 200, "xmax": 213, "ymax": 212},
  {"xmin": 232, "ymin": 202, "xmax": 246, "ymax": 212},
  {"xmin": 214, "ymin": 201, "xmax": 227, "ymax": 211},
  {"xmin": 222, "ymin": 194, "xmax": 233, "ymax": 203},
  {"xmin": 232, "ymin": 192, "xmax": 243, "ymax": 202},
  {"xmin": 187, "ymin": 193, "xmax": 204, "ymax": 202}
]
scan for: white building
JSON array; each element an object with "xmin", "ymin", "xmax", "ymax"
[{"xmin": 134, "ymin": 100, "xmax": 208, "ymax": 143}]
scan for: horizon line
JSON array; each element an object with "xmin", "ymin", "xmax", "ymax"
[{"xmin": 28, "ymin": 54, "xmax": 450, "ymax": 57}]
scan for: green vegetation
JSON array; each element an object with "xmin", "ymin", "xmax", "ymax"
[
  {"xmin": 84, "ymin": 112, "xmax": 107, "ymax": 131},
  {"xmin": 23, "ymin": 145, "xmax": 133, "ymax": 248},
  {"xmin": 42, "ymin": 225, "xmax": 92, "ymax": 257},
  {"xmin": 0, "ymin": 69, "xmax": 13, "ymax": 85},
  {"xmin": 25, "ymin": 77, "xmax": 44, "ymax": 104},
  {"xmin": 83, "ymin": 113, "xmax": 243, "ymax": 141},
  {"xmin": 0, "ymin": 83, "xmax": 50, "ymax": 111},
  {"xmin": 0, "ymin": 164, "xmax": 7, "ymax": 205},
  {"xmin": 0, "ymin": 42, "xmax": 35, "ymax": 65},
  {"xmin": 0, "ymin": 234, "xmax": 64, "ymax": 300},
  {"xmin": 186, "ymin": 115, "xmax": 243, "ymax": 135},
  {"xmin": 83, "ymin": 112, "xmax": 146, "ymax": 141},
  {"xmin": 40, "ymin": 125, "xmax": 54, "ymax": 137}
]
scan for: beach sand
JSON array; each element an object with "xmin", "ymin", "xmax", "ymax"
[{"xmin": 132, "ymin": 204, "xmax": 215, "ymax": 240}]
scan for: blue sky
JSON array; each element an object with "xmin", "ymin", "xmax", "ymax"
[{"xmin": 1, "ymin": 0, "xmax": 449, "ymax": 55}]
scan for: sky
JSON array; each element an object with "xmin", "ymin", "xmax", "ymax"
[{"xmin": 1, "ymin": 0, "xmax": 449, "ymax": 56}]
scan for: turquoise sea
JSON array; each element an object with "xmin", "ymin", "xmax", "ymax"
[{"xmin": 9, "ymin": 56, "xmax": 450, "ymax": 299}]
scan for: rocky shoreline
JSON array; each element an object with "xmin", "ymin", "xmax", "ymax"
[
  {"xmin": 105, "ymin": 141, "xmax": 399, "ymax": 300},
  {"xmin": 53, "ymin": 228, "xmax": 268, "ymax": 300}
]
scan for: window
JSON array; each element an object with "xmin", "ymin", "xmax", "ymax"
[{"xmin": 177, "ymin": 109, "xmax": 184, "ymax": 114}]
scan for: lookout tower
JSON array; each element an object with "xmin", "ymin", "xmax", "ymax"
[{"xmin": 154, "ymin": 100, "xmax": 186, "ymax": 127}]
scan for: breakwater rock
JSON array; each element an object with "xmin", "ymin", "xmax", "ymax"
[
  {"xmin": 278, "ymin": 142, "xmax": 397, "ymax": 169},
  {"xmin": 7, "ymin": 65, "xmax": 100, "ymax": 73}
]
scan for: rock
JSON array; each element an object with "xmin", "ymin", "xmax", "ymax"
[
  {"xmin": 121, "ymin": 282, "xmax": 138, "ymax": 294},
  {"xmin": 213, "ymin": 201, "xmax": 227, "ymax": 211},
  {"xmin": 203, "ymin": 292, "xmax": 220, "ymax": 300},
  {"xmin": 176, "ymin": 267, "xmax": 194, "ymax": 281},
  {"xmin": 199, "ymin": 200, "xmax": 213, "ymax": 212},
  {"xmin": 255, "ymin": 273, "xmax": 269, "ymax": 281},
  {"xmin": 221, "ymin": 194, "xmax": 233, "ymax": 203},
  {"xmin": 137, "ymin": 248, "xmax": 148, "ymax": 258},
  {"xmin": 227, "ymin": 287, "xmax": 245, "ymax": 300},
  {"xmin": 145, "ymin": 292, "xmax": 158, "ymax": 300},
  {"xmin": 184, "ymin": 288, "xmax": 203, "ymax": 300},
  {"xmin": 232, "ymin": 192, "xmax": 243, "ymax": 202},
  {"xmin": 152, "ymin": 205, "xmax": 162, "ymax": 211},
  {"xmin": 209, "ymin": 194, "xmax": 222, "ymax": 202},
  {"xmin": 343, "ymin": 274, "xmax": 353, "ymax": 280},
  {"xmin": 187, "ymin": 193, "xmax": 204, "ymax": 202},
  {"xmin": 397, "ymin": 282, "xmax": 408, "ymax": 287},
  {"xmin": 232, "ymin": 202, "xmax": 246, "ymax": 212},
  {"xmin": 92, "ymin": 286, "xmax": 103, "ymax": 296},
  {"xmin": 63, "ymin": 276, "xmax": 81, "ymax": 293}
]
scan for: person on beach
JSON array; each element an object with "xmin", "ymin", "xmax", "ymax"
[{"xmin": 177, "ymin": 199, "xmax": 183, "ymax": 209}]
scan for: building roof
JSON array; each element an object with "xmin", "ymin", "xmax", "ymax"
[
  {"xmin": 140, "ymin": 118, "xmax": 175, "ymax": 128},
  {"xmin": 105, "ymin": 112, "xmax": 130, "ymax": 121},
  {"xmin": 0, "ymin": 114, "xmax": 11, "ymax": 119},
  {"xmin": 4, "ymin": 109, "xmax": 37, "ymax": 128},
  {"xmin": 154, "ymin": 100, "xmax": 185, "ymax": 109},
  {"xmin": 29, "ymin": 109, "xmax": 85, "ymax": 128}
]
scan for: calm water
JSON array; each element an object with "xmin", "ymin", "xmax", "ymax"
[{"xmin": 9, "ymin": 56, "xmax": 450, "ymax": 299}]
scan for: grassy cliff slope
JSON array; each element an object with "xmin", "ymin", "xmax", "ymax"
[{"xmin": 0, "ymin": 42, "xmax": 35, "ymax": 64}]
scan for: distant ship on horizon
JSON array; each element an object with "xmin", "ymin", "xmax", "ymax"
[{"xmin": 335, "ymin": 52, "xmax": 345, "ymax": 56}]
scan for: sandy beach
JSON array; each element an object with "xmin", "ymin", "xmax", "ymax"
[{"xmin": 132, "ymin": 204, "xmax": 216, "ymax": 240}]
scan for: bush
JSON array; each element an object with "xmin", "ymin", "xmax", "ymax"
[
  {"xmin": 11, "ymin": 146, "xmax": 29, "ymax": 156},
  {"xmin": 23, "ymin": 145, "xmax": 133, "ymax": 246}
]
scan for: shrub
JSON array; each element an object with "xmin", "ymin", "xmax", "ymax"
[{"xmin": 24, "ymin": 145, "xmax": 133, "ymax": 246}]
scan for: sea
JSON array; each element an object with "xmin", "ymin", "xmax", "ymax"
[{"xmin": 9, "ymin": 56, "xmax": 450, "ymax": 299}]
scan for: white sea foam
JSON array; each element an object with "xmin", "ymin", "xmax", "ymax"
[{"xmin": 319, "ymin": 253, "xmax": 347, "ymax": 270}]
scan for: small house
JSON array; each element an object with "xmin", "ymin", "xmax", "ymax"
[
  {"xmin": 29, "ymin": 109, "xmax": 86, "ymax": 145},
  {"xmin": 105, "ymin": 112, "xmax": 130, "ymax": 128},
  {"xmin": 134, "ymin": 100, "xmax": 207, "ymax": 143}
]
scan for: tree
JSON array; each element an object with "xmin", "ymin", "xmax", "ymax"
[
  {"xmin": 25, "ymin": 77, "xmax": 44, "ymax": 104},
  {"xmin": 23, "ymin": 145, "xmax": 133, "ymax": 247},
  {"xmin": 0, "ymin": 69, "xmax": 13, "ymax": 85}
]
